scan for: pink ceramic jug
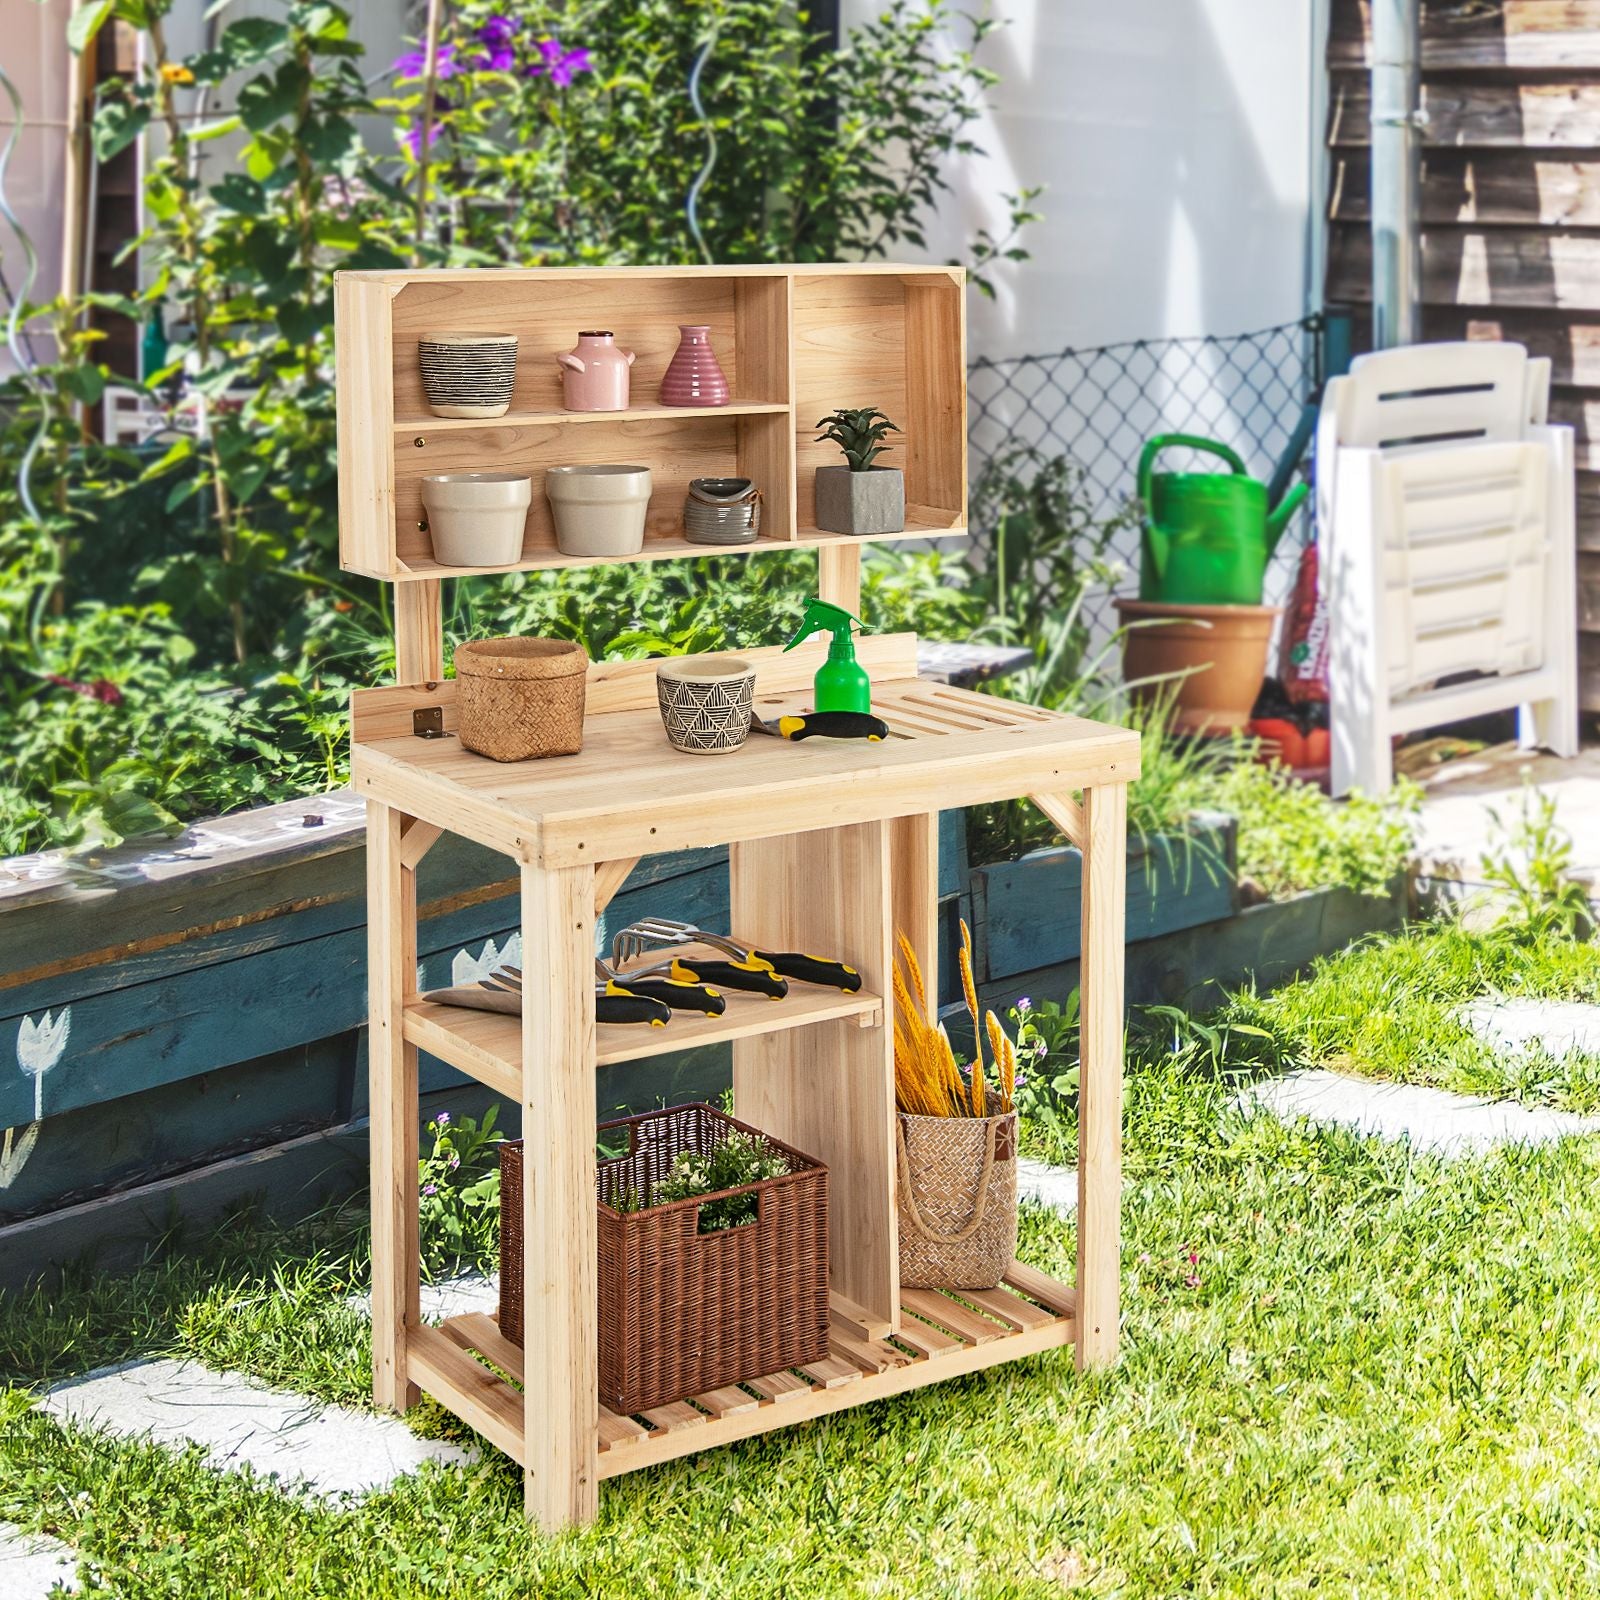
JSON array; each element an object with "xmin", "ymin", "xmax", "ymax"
[
  {"xmin": 660, "ymin": 324, "xmax": 730, "ymax": 407},
  {"xmin": 556, "ymin": 331, "xmax": 635, "ymax": 412}
]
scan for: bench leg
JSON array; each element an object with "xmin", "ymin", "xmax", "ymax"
[
  {"xmin": 368, "ymin": 803, "xmax": 421, "ymax": 1412},
  {"xmin": 1076, "ymin": 781, "xmax": 1126, "ymax": 1370},
  {"xmin": 519, "ymin": 860, "xmax": 600, "ymax": 1530}
]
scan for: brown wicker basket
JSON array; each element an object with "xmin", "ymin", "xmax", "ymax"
[
  {"xmin": 500, "ymin": 1103, "xmax": 829, "ymax": 1413},
  {"xmin": 454, "ymin": 636, "xmax": 587, "ymax": 762},
  {"xmin": 896, "ymin": 1109, "xmax": 1018, "ymax": 1289}
]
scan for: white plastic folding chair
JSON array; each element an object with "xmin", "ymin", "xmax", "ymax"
[{"xmin": 1317, "ymin": 341, "xmax": 1579, "ymax": 795}]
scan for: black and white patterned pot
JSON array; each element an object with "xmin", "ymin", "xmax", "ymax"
[
  {"xmin": 656, "ymin": 656, "xmax": 757, "ymax": 755},
  {"xmin": 417, "ymin": 333, "xmax": 518, "ymax": 419}
]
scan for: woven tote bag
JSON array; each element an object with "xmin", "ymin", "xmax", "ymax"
[{"xmin": 896, "ymin": 1109, "xmax": 1018, "ymax": 1289}]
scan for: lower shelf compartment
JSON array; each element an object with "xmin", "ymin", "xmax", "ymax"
[{"xmin": 410, "ymin": 1261, "xmax": 1077, "ymax": 1480}]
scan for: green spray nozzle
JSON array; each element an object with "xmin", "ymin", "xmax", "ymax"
[
  {"xmin": 783, "ymin": 598, "xmax": 872, "ymax": 716},
  {"xmin": 784, "ymin": 598, "xmax": 864, "ymax": 653}
]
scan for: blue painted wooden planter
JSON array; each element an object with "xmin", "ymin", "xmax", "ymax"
[
  {"xmin": 0, "ymin": 792, "xmax": 731, "ymax": 1222},
  {"xmin": 966, "ymin": 811, "xmax": 1237, "ymax": 987},
  {"xmin": 0, "ymin": 785, "xmax": 1257, "ymax": 1268}
]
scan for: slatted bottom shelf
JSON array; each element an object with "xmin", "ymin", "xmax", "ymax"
[{"xmin": 409, "ymin": 1261, "xmax": 1077, "ymax": 1481}]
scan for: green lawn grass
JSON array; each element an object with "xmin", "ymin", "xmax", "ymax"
[
  {"xmin": 5, "ymin": 1032, "xmax": 1600, "ymax": 1597},
  {"xmin": 1222, "ymin": 921, "xmax": 1600, "ymax": 1113}
]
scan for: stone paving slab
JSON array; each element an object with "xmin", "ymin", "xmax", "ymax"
[
  {"xmin": 1410, "ymin": 742, "xmax": 1600, "ymax": 896},
  {"xmin": 41, "ymin": 1358, "xmax": 474, "ymax": 1500},
  {"xmin": 1018, "ymin": 1159, "xmax": 1077, "ymax": 1213},
  {"xmin": 0, "ymin": 1522, "xmax": 81, "ymax": 1596},
  {"xmin": 347, "ymin": 1272, "xmax": 500, "ymax": 1325},
  {"xmin": 1460, "ymin": 996, "xmax": 1600, "ymax": 1059},
  {"xmin": 1247, "ymin": 1069, "xmax": 1600, "ymax": 1156}
]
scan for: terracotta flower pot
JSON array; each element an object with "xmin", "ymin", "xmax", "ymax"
[{"xmin": 1115, "ymin": 598, "xmax": 1281, "ymax": 735}]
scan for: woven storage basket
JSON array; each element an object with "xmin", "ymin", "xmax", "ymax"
[
  {"xmin": 896, "ymin": 1109, "xmax": 1017, "ymax": 1289},
  {"xmin": 500, "ymin": 1103, "xmax": 829, "ymax": 1414},
  {"xmin": 454, "ymin": 636, "xmax": 587, "ymax": 762}
]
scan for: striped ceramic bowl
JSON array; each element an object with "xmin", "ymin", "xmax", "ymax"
[
  {"xmin": 682, "ymin": 476, "xmax": 762, "ymax": 545},
  {"xmin": 417, "ymin": 333, "xmax": 518, "ymax": 419}
]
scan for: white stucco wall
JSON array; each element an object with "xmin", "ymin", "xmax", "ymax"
[
  {"xmin": 841, "ymin": 0, "xmax": 1320, "ymax": 357},
  {"xmin": 5, "ymin": 0, "xmax": 72, "ymax": 371}
]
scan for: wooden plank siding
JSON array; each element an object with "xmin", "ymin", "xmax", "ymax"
[
  {"xmin": 1329, "ymin": 3, "xmax": 1600, "ymax": 72},
  {"xmin": 1325, "ymin": 3, "xmax": 1600, "ymax": 707},
  {"xmin": 1331, "ymin": 152, "xmax": 1600, "ymax": 226},
  {"xmin": 1330, "ymin": 74, "xmax": 1600, "ymax": 148}
]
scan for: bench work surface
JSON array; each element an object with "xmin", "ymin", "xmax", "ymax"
[{"xmin": 351, "ymin": 677, "xmax": 1141, "ymax": 869}]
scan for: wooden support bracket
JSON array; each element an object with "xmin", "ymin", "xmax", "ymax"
[
  {"xmin": 1029, "ymin": 790, "xmax": 1084, "ymax": 851},
  {"xmin": 593, "ymin": 856, "xmax": 640, "ymax": 916},
  {"xmin": 400, "ymin": 818, "xmax": 444, "ymax": 872}
]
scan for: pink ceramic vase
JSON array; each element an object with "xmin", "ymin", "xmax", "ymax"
[
  {"xmin": 659, "ymin": 324, "xmax": 730, "ymax": 407},
  {"xmin": 556, "ymin": 331, "xmax": 635, "ymax": 412}
]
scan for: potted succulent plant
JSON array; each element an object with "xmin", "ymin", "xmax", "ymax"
[{"xmin": 813, "ymin": 406, "xmax": 904, "ymax": 535}]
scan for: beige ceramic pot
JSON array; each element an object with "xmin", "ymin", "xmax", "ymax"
[
  {"xmin": 545, "ymin": 464, "xmax": 652, "ymax": 557},
  {"xmin": 656, "ymin": 655, "xmax": 757, "ymax": 754},
  {"xmin": 1116, "ymin": 598, "xmax": 1281, "ymax": 734},
  {"xmin": 420, "ymin": 472, "xmax": 532, "ymax": 567}
]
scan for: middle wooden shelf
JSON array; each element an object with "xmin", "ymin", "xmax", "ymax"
[
  {"xmin": 393, "ymin": 400, "xmax": 791, "ymax": 434},
  {"xmin": 404, "ymin": 982, "xmax": 884, "ymax": 1096}
]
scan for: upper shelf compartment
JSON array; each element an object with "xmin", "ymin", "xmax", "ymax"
[
  {"xmin": 389, "ymin": 271, "xmax": 790, "ymax": 426},
  {"xmin": 335, "ymin": 265, "xmax": 966, "ymax": 582}
]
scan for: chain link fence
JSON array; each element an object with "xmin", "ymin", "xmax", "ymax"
[{"xmin": 968, "ymin": 316, "xmax": 1320, "ymax": 633}]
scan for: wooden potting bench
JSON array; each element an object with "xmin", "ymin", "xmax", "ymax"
[{"xmin": 336, "ymin": 264, "xmax": 1138, "ymax": 1530}]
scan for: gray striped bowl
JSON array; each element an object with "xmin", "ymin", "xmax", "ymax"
[
  {"xmin": 683, "ymin": 476, "xmax": 762, "ymax": 545},
  {"xmin": 418, "ymin": 333, "xmax": 518, "ymax": 419}
]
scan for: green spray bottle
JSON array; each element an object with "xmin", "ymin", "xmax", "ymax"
[{"xmin": 784, "ymin": 598, "xmax": 871, "ymax": 714}]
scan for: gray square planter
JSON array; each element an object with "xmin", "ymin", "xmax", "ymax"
[{"xmin": 814, "ymin": 465, "xmax": 905, "ymax": 535}]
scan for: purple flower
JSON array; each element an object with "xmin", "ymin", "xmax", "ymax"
[
  {"xmin": 422, "ymin": 1183, "xmax": 438, "ymax": 1196},
  {"xmin": 434, "ymin": 1111, "xmax": 450, "ymax": 1127},
  {"xmin": 401, "ymin": 120, "xmax": 445, "ymax": 159},
  {"xmin": 1016, "ymin": 996, "xmax": 1032, "ymax": 1015},
  {"xmin": 470, "ymin": 14, "xmax": 518, "ymax": 69},
  {"xmin": 448, "ymin": 1154, "xmax": 461, "ymax": 1170},
  {"xmin": 394, "ymin": 41, "xmax": 459, "ymax": 82},
  {"xmin": 525, "ymin": 36, "xmax": 591, "ymax": 88}
]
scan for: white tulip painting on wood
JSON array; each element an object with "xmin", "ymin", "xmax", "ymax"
[{"xmin": 1, "ymin": 1007, "xmax": 71, "ymax": 1189}]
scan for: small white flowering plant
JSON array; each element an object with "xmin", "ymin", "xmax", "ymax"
[{"xmin": 615, "ymin": 1130, "xmax": 791, "ymax": 1233}]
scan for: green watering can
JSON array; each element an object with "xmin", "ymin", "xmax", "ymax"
[{"xmin": 1137, "ymin": 433, "xmax": 1309, "ymax": 606}]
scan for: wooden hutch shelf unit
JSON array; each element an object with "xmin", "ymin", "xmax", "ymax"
[
  {"xmin": 336, "ymin": 263, "xmax": 968, "ymax": 591},
  {"xmin": 338, "ymin": 264, "xmax": 1136, "ymax": 1533}
]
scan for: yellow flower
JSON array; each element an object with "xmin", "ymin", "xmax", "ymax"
[{"xmin": 160, "ymin": 63, "xmax": 196, "ymax": 85}]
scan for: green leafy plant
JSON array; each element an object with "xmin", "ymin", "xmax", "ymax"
[
  {"xmin": 815, "ymin": 407, "xmax": 900, "ymax": 472},
  {"xmin": 2, "ymin": 0, "xmax": 1041, "ymax": 857},
  {"xmin": 1479, "ymin": 782, "xmax": 1593, "ymax": 940},
  {"xmin": 643, "ymin": 1131, "xmax": 791, "ymax": 1233},
  {"xmin": 395, "ymin": 0, "xmax": 1033, "ymax": 288},
  {"xmin": 1009, "ymin": 992, "xmax": 1080, "ymax": 1142},
  {"xmin": 1192, "ymin": 758, "xmax": 1419, "ymax": 902},
  {"xmin": 417, "ymin": 1107, "xmax": 504, "ymax": 1276},
  {"xmin": 74, "ymin": 0, "xmax": 409, "ymax": 666}
]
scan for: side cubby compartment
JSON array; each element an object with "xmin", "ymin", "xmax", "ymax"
[{"xmin": 791, "ymin": 271, "xmax": 966, "ymax": 541}]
